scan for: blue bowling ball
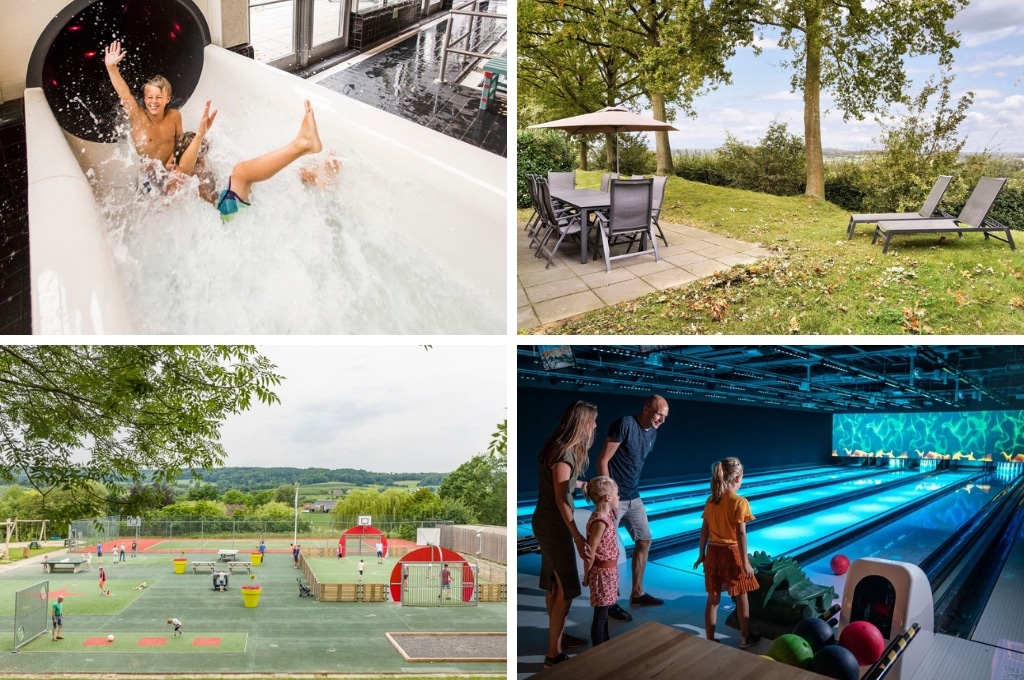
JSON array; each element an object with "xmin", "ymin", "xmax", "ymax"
[
  {"xmin": 793, "ymin": 616, "xmax": 837, "ymax": 652},
  {"xmin": 811, "ymin": 644, "xmax": 860, "ymax": 680}
]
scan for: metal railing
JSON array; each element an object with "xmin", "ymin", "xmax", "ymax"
[{"xmin": 438, "ymin": 0, "xmax": 506, "ymax": 83}]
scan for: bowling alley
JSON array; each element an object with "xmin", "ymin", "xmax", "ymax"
[{"xmin": 517, "ymin": 344, "xmax": 1024, "ymax": 680}]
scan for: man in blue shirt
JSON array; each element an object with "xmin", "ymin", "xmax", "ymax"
[{"xmin": 597, "ymin": 394, "xmax": 669, "ymax": 621}]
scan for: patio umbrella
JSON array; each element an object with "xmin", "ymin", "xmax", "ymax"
[{"xmin": 528, "ymin": 106, "xmax": 679, "ymax": 174}]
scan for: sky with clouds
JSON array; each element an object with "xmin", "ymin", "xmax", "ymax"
[
  {"xmin": 217, "ymin": 345, "xmax": 507, "ymax": 473},
  {"xmin": 659, "ymin": 0, "xmax": 1024, "ymax": 152}
]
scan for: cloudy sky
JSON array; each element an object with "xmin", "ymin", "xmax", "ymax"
[
  {"xmin": 659, "ymin": 0, "xmax": 1024, "ymax": 152},
  {"xmin": 217, "ymin": 345, "xmax": 507, "ymax": 473}
]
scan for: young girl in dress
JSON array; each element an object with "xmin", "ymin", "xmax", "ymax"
[
  {"xmin": 693, "ymin": 457, "xmax": 761, "ymax": 649},
  {"xmin": 582, "ymin": 476, "xmax": 620, "ymax": 646}
]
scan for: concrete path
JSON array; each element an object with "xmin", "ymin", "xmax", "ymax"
[{"xmin": 518, "ymin": 218, "xmax": 774, "ymax": 331}]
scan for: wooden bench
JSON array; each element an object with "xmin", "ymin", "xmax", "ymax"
[
  {"xmin": 218, "ymin": 550, "xmax": 238, "ymax": 562},
  {"xmin": 228, "ymin": 561, "xmax": 252, "ymax": 574},
  {"xmin": 874, "ymin": 217, "xmax": 1017, "ymax": 253},
  {"xmin": 478, "ymin": 57, "xmax": 506, "ymax": 111},
  {"xmin": 541, "ymin": 621, "xmax": 823, "ymax": 680},
  {"xmin": 191, "ymin": 561, "xmax": 217, "ymax": 574},
  {"xmin": 45, "ymin": 558, "xmax": 87, "ymax": 574}
]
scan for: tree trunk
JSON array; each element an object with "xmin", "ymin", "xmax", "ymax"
[
  {"xmin": 651, "ymin": 92, "xmax": 673, "ymax": 176},
  {"xmin": 605, "ymin": 132, "xmax": 615, "ymax": 170},
  {"xmin": 579, "ymin": 138, "xmax": 588, "ymax": 171},
  {"xmin": 803, "ymin": 3, "xmax": 825, "ymax": 198}
]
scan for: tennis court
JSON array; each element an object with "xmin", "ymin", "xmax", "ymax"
[{"xmin": 0, "ymin": 539, "xmax": 506, "ymax": 675}]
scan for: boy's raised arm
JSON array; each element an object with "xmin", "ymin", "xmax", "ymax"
[{"xmin": 104, "ymin": 41, "xmax": 142, "ymax": 121}]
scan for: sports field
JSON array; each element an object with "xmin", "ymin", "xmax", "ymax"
[{"xmin": 0, "ymin": 539, "xmax": 506, "ymax": 676}]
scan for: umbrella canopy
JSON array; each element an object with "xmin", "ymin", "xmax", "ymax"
[{"xmin": 529, "ymin": 106, "xmax": 678, "ymax": 173}]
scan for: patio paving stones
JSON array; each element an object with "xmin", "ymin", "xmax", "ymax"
[{"xmin": 518, "ymin": 218, "xmax": 775, "ymax": 331}]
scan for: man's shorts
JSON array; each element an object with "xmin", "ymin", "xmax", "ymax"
[{"xmin": 618, "ymin": 497, "xmax": 652, "ymax": 542}]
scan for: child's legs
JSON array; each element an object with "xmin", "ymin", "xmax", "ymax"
[
  {"xmin": 229, "ymin": 144, "xmax": 306, "ymax": 202},
  {"xmin": 735, "ymin": 592, "xmax": 750, "ymax": 638},
  {"xmin": 591, "ymin": 605, "xmax": 610, "ymax": 645},
  {"xmin": 705, "ymin": 591, "xmax": 720, "ymax": 639},
  {"xmin": 228, "ymin": 101, "xmax": 321, "ymax": 202}
]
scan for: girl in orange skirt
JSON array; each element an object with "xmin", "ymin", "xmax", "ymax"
[{"xmin": 693, "ymin": 457, "xmax": 760, "ymax": 649}]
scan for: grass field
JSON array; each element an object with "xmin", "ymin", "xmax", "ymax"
[
  {"xmin": 520, "ymin": 171, "xmax": 1024, "ymax": 334},
  {"xmin": 0, "ymin": 541, "xmax": 506, "ymax": 676}
]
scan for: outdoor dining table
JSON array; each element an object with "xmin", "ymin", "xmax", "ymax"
[{"xmin": 549, "ymin": 188, "xmax": 610, "ymax": 264}]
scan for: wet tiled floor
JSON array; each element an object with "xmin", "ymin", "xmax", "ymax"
[{"xmin": 311, "ymin": 11, "xmax": 507, "ymax": 156}]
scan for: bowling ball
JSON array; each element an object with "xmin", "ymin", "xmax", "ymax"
[
  {"xmin": 829, "ymin": 554, "xmax": 851, "ymax": 575},
  {"xmin": 767, "ymin": 634, "xmax": 814, "ymax": 669},
  {"xmin": 811, "ymin": 644, "xmax": 861, "ymax": 680},
  {"xmin": 839, "ymin": 620, "xmax": 886, "ymax": 666},
  {"xmin": 793, "ymin": 616, "xmax": 837, "ymax": 652}
]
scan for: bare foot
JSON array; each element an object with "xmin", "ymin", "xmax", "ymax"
[{"xmin": 297, "ymin": 100, "xmax": 323, "ymax": 155}]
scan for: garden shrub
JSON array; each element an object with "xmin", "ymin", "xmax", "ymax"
[
  {"xmin": 673, "ymin": 151, "xmax": 730, "ymax": 187},
  {"xmin": 517, "ymin": 129, "xmax": 575, "ymax": 208},
  {"xmin": 824, "ymin": 160, "xmax": 866, "ymax": 211},
  {"xmin": 717, "ymin": 122, "xmax": 806, "ymax": 196}
]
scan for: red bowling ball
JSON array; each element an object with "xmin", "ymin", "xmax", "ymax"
[
  {"xmin": 839, "ymin": 620, "xmax": 886, "ymax": 666},
  {"xmin": 829, "ymin": 554, "xmax": 851, "ymax": 575}
]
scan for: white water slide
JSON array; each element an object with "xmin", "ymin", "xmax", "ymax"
[{"xmin": 25, "ymin": 0, "xmax": 505, "ymax": 334}]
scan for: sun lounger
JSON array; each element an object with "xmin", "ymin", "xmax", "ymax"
[
  {"xmin": 872, "ymin": 177, "xmax": 1013, "ymax": 253},
  {"xmin": 847, "ymin": 175, "xmax": 953, "ymax": 239}
]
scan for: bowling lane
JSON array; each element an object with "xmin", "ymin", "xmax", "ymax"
[
  {"xmin": 517, "ymin": 465, "xmax": 873, "ymax": 539},
  {"xmin": 798, "ymin": 472, "xmax": 1012, "ymax": 574},
  {"xmin": 627, "ymin": 468, "xmax": 929, "ymax": 550},
  {"xmin": 655, "ymin": 469, "xmax": 980, "ymax": 573}
]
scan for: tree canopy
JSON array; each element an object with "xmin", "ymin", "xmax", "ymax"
[
  {"xmin": 0, "ymin": 345, "xmax": 282, "ymax": 520},
  {"xmin": 519, "ymin": 0, "xmax": 755, "ymax": 174},
  {"xmin": 754, "ymin": 0, "xmax": 968, "ymax": 197}
]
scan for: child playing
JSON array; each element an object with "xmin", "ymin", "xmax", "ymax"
[
  {"xmin": 167, "ymin": 617, "xmax": 182, "ymax": 637},
  {"xmin": 169, "ymin": 99, "xmax": 327, "ymax": 222},
  {"xmin": 581, "ymin": 476, "xmax": 620, "ymax": 647},
  {"xmin": 440, "ymin": 563, "xmax": 452, "ymax": 599},
  {"xmin": 357, "ymin": 559, "xmax": 365, "ymax": 578},
  {"xmin": 104, "ymin": 41, "xmax": 183, "ymax": 166},
  {"xmin": 693, "ymin": 457, "xmax": 761, "ymax": 649},
  {"xmin": 98, "ymin": 567, "xmax": 107, "ymax": 596}
]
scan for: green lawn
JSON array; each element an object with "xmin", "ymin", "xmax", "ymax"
[{"xmin": 520, "ymin": 171, "xmax": 1024, "ymax": 334}]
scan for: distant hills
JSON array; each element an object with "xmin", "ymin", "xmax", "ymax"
[{"xmin": 6, "ymin": 467, "xmax": 447, "ymax": 493}]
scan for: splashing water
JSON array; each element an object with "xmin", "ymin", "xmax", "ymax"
[{"xmin": 92, "ymin": 109, "xmax": 501, "ymax": 334}]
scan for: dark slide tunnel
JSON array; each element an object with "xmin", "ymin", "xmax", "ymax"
[{"xmin": 26, "ymin": 0, "xmax": 210, "ymax": 143}]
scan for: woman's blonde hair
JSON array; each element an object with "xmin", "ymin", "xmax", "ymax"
[
  {"xmin": 710, "ymin": 457, "xmax": 743, "ymax": 504},
  {"xmin": 583, "ymin": 475, "xmax": 618, "ymax": 505},
  {"xmin": 539, "ymin": 401, "xmax": 598, "ymax": 476},
  {"xmin": 144, "ymin": 75, "xmax": 172, "ymax": 98}
]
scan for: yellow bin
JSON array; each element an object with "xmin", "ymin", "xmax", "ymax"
[
  {"xmin": 251, "ymin": 552, "xmax": 263, "ymax": 566},
  {"xmin": 241, "ymin": 586, "xmax": 262, "ymax": 608},
  {"xmin": 172, "ymin": 559, "xmax": 188, "ymax": 574}
]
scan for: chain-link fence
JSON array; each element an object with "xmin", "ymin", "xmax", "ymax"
[
  {"xmin": 68, "ymin": 516, "xmax": 455, "ymax": 549},
  {"xmin": 397, "ymin": 562, "xmax": 477, "ymax": 607}
]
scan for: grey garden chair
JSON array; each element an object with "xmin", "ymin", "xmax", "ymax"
[
  {"xmin": 847, "ymin": 175, "xmax": 953, "ymax": 239},
  {"xmin": 524, "ymin": 174, "xmax": 543, "ymax": 241},
  {"xmin": 593, "ymin": 178, "xmax": 659, "ymax": 272},
  {"xmin": 872, "ymin": 177, "xmax": 1014, "ymax": 253},
  {"xmin": 600, "ymin": 172, "xmax": 620, "ymax": 192},
  {"xmin": 547, "ymin": 171, "xmax": 576, "ymax": 194},
  {"xmin": 535, "ymin": 179, "xmax": 588, "ymax": 268},
  {"xmin": 625, "ymin": 175, "xmax": 669, "ymax": 251}
]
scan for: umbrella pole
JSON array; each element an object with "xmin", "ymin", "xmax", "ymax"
[{"xmin": 615, "ymin": 132, "xmax": 619, "ymax": 174}]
